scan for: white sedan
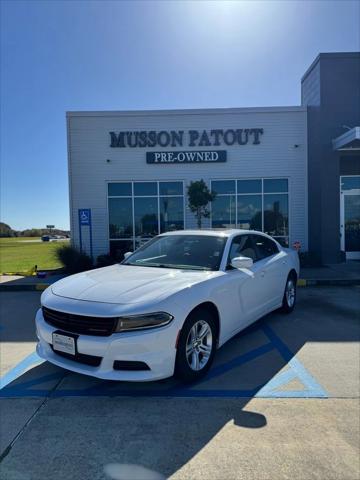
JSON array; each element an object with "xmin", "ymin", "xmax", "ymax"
[{"xmin": 36, "ymin": 230, "xmax": 299, "ymax": 382}]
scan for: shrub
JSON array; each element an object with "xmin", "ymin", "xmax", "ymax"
[
  {"xmin": 96, "ymin": 254, "xmax": 117, "ymax": 268},
  {"xmin": 55, "ymin": 245, "xmax": 93, "ymax": 274},
  {"xmin": 298, "ymin": 251, "xmax": 323, "ymax": 268}
]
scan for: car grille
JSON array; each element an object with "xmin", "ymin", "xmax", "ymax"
[
  {"xmin": 42, "ymin": 307, "xmax": 118, "ymax": 336},
  {"xmin": 50, "ymin": 345, "xmax": 102, "ymax": 367}
]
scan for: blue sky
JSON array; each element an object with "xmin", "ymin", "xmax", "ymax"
[{"xmin": 1, "ymin": 0, "xmax": 359, "ymax": 231}]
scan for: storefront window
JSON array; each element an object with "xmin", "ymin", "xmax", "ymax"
[
  {"xmin": 211, "ymin": 178, "xmax": 289, "ymax": 245},
  {"xmin": 134, "ymin": 182, "xmax": 157, "ymax": 196},
  {"xmin": 237, "ymin": 179, "xmax": 261, "ymax": 194},
  {"xmin": 212, "ymin": 180, "xmax": 236, "ymax": 194},
  {"xmin": 134, "ymin": 197, "xmax": 158, "ymax": 237},
  {"xmin": 108, "ymin": 182, "xmax": 132, "ymax": 196},
  {"xmin": 237, "ymin": 195, "xmax": 262, "ymax": 230},
  {"xmin": 160, "ymin": 197, "xmax": 184, "ymax": 233},
  {"xmin": 264, "ymin": 178, "xmax": 288, "ymax": 193},
  {"xmin": 341, "ymin": 176, "xmax": 360, "ymax": 191},
  {"xmin": 108, "ymin": 181, "xmax": 184, "ymax": 257},
  {"xmin": 159, "ymin": 182, "xmax": 183, "ymax": 196},
  {"xmin": 109, "ymin": 198, "xmax": 133, "ymax": 238},
  {"xmin": 264, "ymin": 193, "xmax": 289, "ymax": 237},
  {"xmin": 212, "ymin": 195, "xmax": 236, "ymax": 228}
]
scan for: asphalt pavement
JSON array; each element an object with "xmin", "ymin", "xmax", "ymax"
[{"xmin": 0, "ymin": 287, "xmax": 359, "ymax": 479}]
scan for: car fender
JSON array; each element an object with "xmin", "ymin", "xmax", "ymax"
[{"xmin": 170, "ymin": 272, "xmax": 247, "ymax": 346}]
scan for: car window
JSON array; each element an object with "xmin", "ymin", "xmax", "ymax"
[
  {"xmin": 123, "ymin": 234, "xmax": 227, "ymax": 271},
  {"xmin": 227, "ymin": 235, "xmax": 257, "ymax": 266},
  {"xmin": 251, "ymin": 235, "xmax": 279, "ymax": 260}
]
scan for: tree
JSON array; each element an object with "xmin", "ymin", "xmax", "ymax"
[
  {"xmin": 0, "ymin": 222, "xmax": 16, "ymax": 237},
  {"xmin": 187, "ymin": 180, "xmax": 216, "ymax": 229}
]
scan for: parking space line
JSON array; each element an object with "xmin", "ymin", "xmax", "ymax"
[
  {"xmin": 198, "ymin": 341, "xmax": 274, "ymax": 382},
  {"xmin": 0, "ymin": 352, "xmax": 44, "ymax": 390},
  {"xmin": 259, "ymin": 325, "xmax": 327, "ymax": 398},
  {"xmin": 0, "ymin": 323, "xmax": 327, "ymax": 398}
]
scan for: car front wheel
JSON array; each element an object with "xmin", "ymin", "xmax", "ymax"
[{"xmin": 175, "ymin": 308, "xmax": 217, "ymax": 383}]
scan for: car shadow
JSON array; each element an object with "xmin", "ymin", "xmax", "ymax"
[
  {"xmin": 0, "ymin": 290, "xmax": 40, "ymax": 342},
  {"xmin": 1, "ymin": 287, "xmax": 359, "ymax": 480}
]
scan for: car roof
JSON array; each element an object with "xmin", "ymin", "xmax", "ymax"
[{"xmin": 158, "ymin": 229, "xmax": 270, "ymax": 238}]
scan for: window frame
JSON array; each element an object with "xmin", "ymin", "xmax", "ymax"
[
  {"xmin": 210, "ymin": 177, "xmax": 290, "ymax": 246},
  {"xmin": 107, "ymin": 180, "xmax": 185, "ymax": 252}
]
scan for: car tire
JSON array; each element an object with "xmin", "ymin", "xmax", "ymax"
[
  {"xmin": 280, "ymin": 272, "xmax": 297, "ymax": 313},
  {"xmin": 175, "ymin": 308, "xmax": 217, "ymax": 383}
]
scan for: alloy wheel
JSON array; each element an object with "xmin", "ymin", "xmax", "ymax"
[
  {"xmin": 286, "ymin": 279, "xmax": 296, "ymax": 308},
  {"xmin": 185, "ymin": 320, "xmax": 213, "ymax": 371}
]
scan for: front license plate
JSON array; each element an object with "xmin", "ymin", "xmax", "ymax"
[{"xmin": 52, "ymin": 332, "xmax": 76, "ymax": 356}]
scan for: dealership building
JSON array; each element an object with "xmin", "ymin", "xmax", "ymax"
[{"xmin": 67, "ymin": 52, "xmax": 360, "ymax": 264}]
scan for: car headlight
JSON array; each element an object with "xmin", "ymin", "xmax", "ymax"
[{"xmin": 115, "ymin": 312, "xmax": 174, "ymax": 333}]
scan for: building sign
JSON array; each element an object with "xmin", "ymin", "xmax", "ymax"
[
  {"xmin": 110, "ymin": 128, "xmax": 263, "ymax": 148},
  {"xmin": 146, "ymin": 150, "xmax": 226, "ymax": 164}
]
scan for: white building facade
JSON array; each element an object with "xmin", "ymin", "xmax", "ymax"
[{"xmin": 67, "ymin": 107, "xmax": 308, "ymax": 260}]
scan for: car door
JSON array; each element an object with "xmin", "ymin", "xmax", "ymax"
[
  {"xmin": 250, "ymin": 234, "xmax": 287, "ymax": 310},
  {"xmin": 223, "ymin": 234, "xmax": 266, "ymax": 334}
]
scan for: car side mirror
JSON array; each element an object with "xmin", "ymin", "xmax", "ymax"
[
  {"xmin": 123, "ymin": 251, "xmax": 133, "ymax": 259},
  {"xmin": 230, "ymin": 256, "xmax": 253, "ymax": 269}
]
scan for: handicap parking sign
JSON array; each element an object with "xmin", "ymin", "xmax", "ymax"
[
  {"xmin": 79, "ymin": 209, "xmax": 91, "ymax": 226},
  {"xmin": 78, "ymin": 209, "xmax": 93, "ymax": 258}
]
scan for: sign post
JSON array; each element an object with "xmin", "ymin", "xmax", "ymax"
[{"xmin": 78, "ymin": 209, "xmax": 93, "ymax": 259}]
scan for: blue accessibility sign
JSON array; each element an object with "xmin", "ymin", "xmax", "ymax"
[
  {"xmin": 79, "ymin": 209, "xmax": 91, "ymax": 226},
  {"xmin": 78, "ymin": 209, "xmax": 93, "ymax": 259}
]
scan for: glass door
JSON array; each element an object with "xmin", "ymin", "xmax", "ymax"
[{"xmin": 340, "ymin": 176, "xmax": 360, "ymax": 260}]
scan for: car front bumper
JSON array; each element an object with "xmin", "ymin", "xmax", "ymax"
[{"xmin": 35, "ymin": 308, "xmax": 178, "ymax": 382}]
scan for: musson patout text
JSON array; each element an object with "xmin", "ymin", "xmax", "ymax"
[{"xmin": 109, "ymin": 128, "xmax": 264, "ymax": 148}]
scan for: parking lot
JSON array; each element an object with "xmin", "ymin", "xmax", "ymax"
[{"xmin": 0, "ymin": 286, "xmax": 359, "ymax": 480}]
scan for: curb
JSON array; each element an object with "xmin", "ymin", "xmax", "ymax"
[
  {"xmin": 0, "ymin": 284, "xmax": 49, "ymax": 292},
  {"xmin": 297, "ymin": 279, "xmax": 360, "ymax": 287},
  {"xmin": 1, "ymin": 279, "xmax": 360, "ymax": 292}
]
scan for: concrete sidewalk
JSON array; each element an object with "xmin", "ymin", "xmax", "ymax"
[
  {"xmin": 299, "ymin": 261, "xmax": 360, "ymax": 286},
  {"xmin": 0, "ymin": 274, "xmax": 65, "ymax": 291}
]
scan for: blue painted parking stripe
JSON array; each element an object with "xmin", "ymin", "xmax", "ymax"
[
  {"xmin": 57, "ymin": 341, "xmax": 275, "ymax": 397},
  {"xmin": 201, "ymin": 342, "xmax": 274, "ymax": 381},
  {"xmin": 261, "ymin": 324, "xmax": 297, "ymax": 362},
  {"xmin": 0, "ymin": 323, "xmax": 327, "ymax": 398},
  {"xmin": 0, "ymin": 351, "xmax": 44, "ymax": 390},
  {"xmin": 255, "ymin": 367, "xmax": 297, "ymax": 396},
  {"xmin": 0, "ymin": 372, "xmax": 65, "ymax": 397},
  {"xmin": 261, "ymin": 324, "xmax": 327, "ymax": 398}
]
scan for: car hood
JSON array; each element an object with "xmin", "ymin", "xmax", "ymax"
[{"xmin": 51, "ymin": 264, "xmax": 219, "ymax": 304}]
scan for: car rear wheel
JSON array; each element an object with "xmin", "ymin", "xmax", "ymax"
[
  {"xmin": 280, "ymin": 273, "xmax": 297, "ymax": 313},
  {"xmin": 175, "ymin": 308, "xmax": 217, "ymax": 383}
]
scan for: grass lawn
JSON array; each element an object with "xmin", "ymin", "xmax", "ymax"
[{"xmin": 0, "ymin": 237, "xmax": 67, "ymax": 273}]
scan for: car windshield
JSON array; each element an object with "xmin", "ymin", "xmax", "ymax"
[{"xmin": 123, "ymin": 234, "xmax": 227, "ymax": 271}]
